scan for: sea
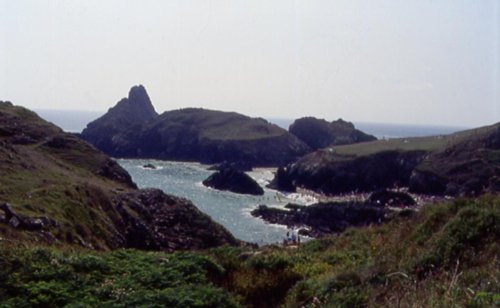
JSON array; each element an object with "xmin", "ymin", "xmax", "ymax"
[{"xmin": 36, "ymin": 109, "xmax": 469, "ymax": 244}]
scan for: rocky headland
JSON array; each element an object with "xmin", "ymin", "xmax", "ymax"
[
  {"xmin": 289, "ymin": 117, "xmax": 377, "ymax": 150},
  {"xmin": 270, "ymin": 149, "xmax": 427, "ymax": 195},
  {"xmin": 81, "ymin": 85, "xmax": 311, "ymax": 166},
  {"xmin": 409, "ymin": 123, "xmax": 500, "ymax": 196},
  {"xmin": 0, "ymin": 101, "xmax": 239, "ymax": 250},
  {"xmin": 251, "ymin": 190, "xmax": 417, "ymax": 238},
  {"xmin": 270, "ymin": 123, "xmax": 500, "ymax": 197}
]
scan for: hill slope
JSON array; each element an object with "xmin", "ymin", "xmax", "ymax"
[
  {"xmin": 0, "ymin": 101, "xmax": 238, "ymax": 250},
  {"xmin": 1, "ymin": 196, "xmax": 498, "ymax": 307},
  {"xmin": 271, "ymin": 123, "xmax": 500, "ymax": 196},
  {"xmin": 410, "ymin": 123, "xmax": 500, "ymax": 195}
]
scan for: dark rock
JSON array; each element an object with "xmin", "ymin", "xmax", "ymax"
[
  {"xmin": 81, "ymin": 84, "xmax": 158, "ymax": 156},
  {"xmin": 368, "ymin": 190, "xmax": 416, "ymax": 207},
  {"xmin": 409, "ymin": 122, "xmax": 500, "ymax": 196},
  {"xmin": 143, "ymin": 163, "xmax": 156, "ymax": 169},
  {"xmin": 115, "ymin": 189, "xmax": 241, "ymax": 251},
  {"xmin": 8, "ymin": 216, "xmax": 21, "ymax": 229},
  {"xmin": 251, "ymin": 202, "xmax": 387, "ymax": 238},
  {"xmin": 97, "ymin": 159, "xmax": 137, "ymax": 189},
  {"xmin": 1, "ymin": 102, "xmax": 240, "ymax": 250},
  {"xmin": 409, "ymin": 169, "xmax": 448, "ymax": 195},
  {"xmin": 203, "ymin": 166, "xmax": 264, "ymax": 195},
  {"xmin": 289, "ymin": 117, "xmax": 376, "ymax": 150},
  {"xmin": 81, "ymin": 86, "xmax": 311, "ymax": 166},
  {"xmin": 0, "ymin": 203, "xmax": 59, "ymax": 231},
  {"xmin": 275, "ymin": 150, "xmax": 426, "ymax": 195},
  {"xmin": 267, "ymin": 166, "xmax": 296, "ymax": 192}
]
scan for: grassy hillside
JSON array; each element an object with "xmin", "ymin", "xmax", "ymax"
[
  {"xmin": 0, "ymin": 101, "xmax": 238, "ymax": 250},
  {"xmin": 1, "ymin": 196, "xmax": 498, "ymax": 307},
  {"xmin": 0, "ymin": 101, "xmax": 135, "ymax": 248},
  {"xmin": 331, "ymin": 123, "xmax": 499, "ymax": 157}
]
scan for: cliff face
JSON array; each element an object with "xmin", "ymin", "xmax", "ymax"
[
  {"xmin": 275, "ymin": 149, "xmax": 426, "ymax": 195},
  {"xmin": 271, "ymin": 123, "xmax": 500, "ymax": 197},
  {"xmin": 409, "ymin": 123, "xmax": 500, "ymax": 196},
  {"xmin": 0, "ymin": 101, "xmax": 238, "ymax": 250},
  {"xmin": 81, "ymin": 87, "xmax": 311, "ymax": 166},
  {"xmin": 289, "ymin": 117, "xmax": 376, "ymax": 150}
]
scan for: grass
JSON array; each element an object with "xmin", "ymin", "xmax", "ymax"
[
  {"xmin": 0, "ymin": 103, "xmax": 134, "ymax": 249},
  {"xmin": 0, "ymin": 248, "xmax": 239, "ymax": 307},
  {"xmin": 2, "ymin": 196, "xmax": 497, "ymax": 307},
  {"xmin": 330, "ymin": 122, "xmax": 499, "ymax": 157},
  {"xmin": 156, "ymin": 108, "xmax": 286, "ymax": 141}
]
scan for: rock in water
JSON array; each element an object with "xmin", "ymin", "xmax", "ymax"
[
  {"xmin": 143, "ymin": 163, "xmax": 156, "ymax": 169},
  {"xmin": 251, "ymin": 202, "xmax": 387, "ymax": 237},
  {"xmin": 203, "ymin": 166, "xmax": 264, "ymax": 195},
  {"xmin": 267, "ymin": 166, "xmax": 296, "ymax": 192}
]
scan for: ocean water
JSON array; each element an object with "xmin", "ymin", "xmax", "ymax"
[
  {"xmin": 38, "ymin": 109, "xmax": 470, "ymax": 244},
  {"xmin": 35, "ymin": 109, "xmax": 104, "ymax": 133},
  {"xmin": 118, "ymin": 159, "xmax": 315, "ymax": 244},
  {"xmin": 35, "ymin": 109, "xmax": 468, "ymax": 138},
  {"xmin": 267, "ymin": 118, "xmax": 468, "ymax": 139}
]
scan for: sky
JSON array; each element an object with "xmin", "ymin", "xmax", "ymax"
[{"xmin": 1, "ymin": 0, "xmax": 499, "ymax": 127}]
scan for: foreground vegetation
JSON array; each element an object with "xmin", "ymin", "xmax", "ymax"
[{"xmin": 1, "ymin": 196, "xmax": 499, "ymax": 307}]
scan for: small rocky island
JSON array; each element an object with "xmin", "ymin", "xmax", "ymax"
[{"xmin": 203, "ymin": 165, "xmax": 264, "ymax": 195}]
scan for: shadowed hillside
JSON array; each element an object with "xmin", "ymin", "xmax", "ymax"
[
  {"xmin": 270, "ymin": 122, "xmax": 500, "ymax": 196},
  {"xmin": 81, "ymin": 86, "xmax": 311, "ymax": 166},
  {"xmin": 0, "ymin": 101, "xmax": 238, "ymax": 251}
]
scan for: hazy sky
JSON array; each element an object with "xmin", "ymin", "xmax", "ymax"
[{"xmin": 1, "ymin": 0, "xmax": 499, "ymax": 126}]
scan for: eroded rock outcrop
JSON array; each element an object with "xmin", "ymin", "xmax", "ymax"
[
  {"xmin": 115, "ymin": 189, "xmax": 239, "ymax": 251},
  {"xmin": 81, "ymin": 85, "xmax": 158, "ymax": 156},
  {"xmin": 251, "ymin": 202, "xmax": 387, "ymax": 238},
  {"xmin": 289, "ymin": 117, "xmax": 376, "ymax": 150},
  {"xmin": 272, "ymin": 150, "xmax": 426, "ymax": 195},
  {"xmin": 81, "ymin": 86, "xmax": 311, "ymax": 166},
  {"xmin": 203, "ymin": 166, "xmax": 264, "ymax": 195}
]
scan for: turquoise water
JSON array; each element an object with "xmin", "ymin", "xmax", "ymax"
[{"xmin": 118, "ymin": 159, "xmax": 314, "ymax": 244}]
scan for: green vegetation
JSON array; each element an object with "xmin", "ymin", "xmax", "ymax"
[
  {"xmin": 330, "ymin": 122, "xmax": 499, "ymax": 157},
  {"xmin": 0, "ymin": 102, "xmax": 238, "ymax": 251},
  {"xmin": 0, "ymin": 102, "xmax": 134, "ymax": 249},
  {"xmin": 2, "ymin": 196, "xmax": 498, "ymax": 307},
  {"xmin": 0, "ymin": 248, "xmax": 239, "ymax": 307},
  {"xmin": 156, "ymin": 108, "xmax": 285, "ymax": 141}
]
